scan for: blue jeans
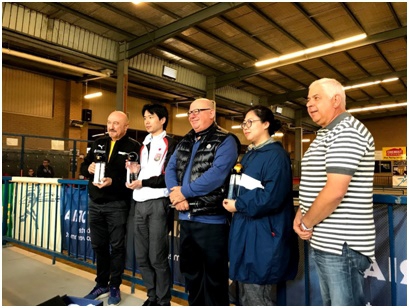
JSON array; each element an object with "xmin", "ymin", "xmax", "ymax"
[{"xmin": 312, "ymin": 243, "xmax": 371, "ymax": 306}]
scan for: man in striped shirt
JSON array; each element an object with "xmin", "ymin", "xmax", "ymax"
[{"xmin": 293, "ymin": 78, "xmax": 375, "ymax": 306}]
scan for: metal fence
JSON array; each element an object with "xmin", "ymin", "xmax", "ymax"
[
  {"xmin": 2, "ymin": 133, "xmax": 92, "ymax": 179},
  {"xmin": 2, "ymin": 176, "xmax": 407, "ymax": 305}
]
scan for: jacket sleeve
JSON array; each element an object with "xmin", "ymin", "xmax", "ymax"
[
  {"xmin": 142, "ymin": 137, "xmax": 178, "ymax": 188},
  {"xmin": 36, "ymin": 166, "xmax": 43, "ymax": 177},
  {"xmin": 165, "ymin": 149, "xmax": 179, "ymax": 191},
  {"xmin": 49, "ymin": 166, "xmax": 55, "ymax": 177}
]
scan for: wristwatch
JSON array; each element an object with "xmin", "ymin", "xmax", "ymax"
[{"xmin": 301, "ymin": 219, "xmax": 313, "ymax": 231}]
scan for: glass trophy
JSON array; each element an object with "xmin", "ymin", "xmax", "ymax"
[
  {"xmin": 93, "ymin": 154, "xmax": 106, "ymax": 184},
  {"xmin": 126, "ymin": 152, "xmax": 139, "ymax": 183},
  {"xmin": 227, "ymin": 163, "xmax": 243, "ymax": 199}
]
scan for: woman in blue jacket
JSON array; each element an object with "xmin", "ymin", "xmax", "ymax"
[{"xmin": 223, "ymin": 105, "xmax": 299, "ymax": 305}]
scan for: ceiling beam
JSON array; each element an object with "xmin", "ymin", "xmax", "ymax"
[
  {"xmin": 214, "ymin": 27, "xmax": 407, "ymax": 88},
  {"xmin": 126, "ymin": 2, "xmax": 244, "ymax": 58}
]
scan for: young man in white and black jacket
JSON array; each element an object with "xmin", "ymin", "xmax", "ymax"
[{"xmin": 126, "ymin": 103, "xmax": 177, "ymax": 306}]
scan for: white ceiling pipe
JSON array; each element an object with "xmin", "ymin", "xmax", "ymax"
[{"xmin": 2, "ymin": 48, "xmax": 110, "ymax": 78}]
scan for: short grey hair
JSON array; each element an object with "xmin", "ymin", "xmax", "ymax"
[{"xmin": 309, "ymin": 78, "xmax": 346, "ymax": 109}]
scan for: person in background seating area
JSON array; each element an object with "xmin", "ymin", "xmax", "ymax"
[
  {"xmin": 27, "ymin": 168, "xmax": 35, "ymax": 177},
  {"xmin": 36, "ymin": 158, "xmax": 54, "ymax": 178}
]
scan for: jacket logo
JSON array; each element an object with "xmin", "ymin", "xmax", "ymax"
[
  {"xmin": 98, "ymin": 144, "xmax": 104, "ymax": 149},
  {"xmin": 206, "ymin": 144, "xmax": 211, "ymax": 149}
]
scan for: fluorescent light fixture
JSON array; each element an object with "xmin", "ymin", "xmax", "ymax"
[
  {"xmin": 343, "ymin": 77, "xmax": 399, "ymax": 90},
  {"xmin": 231, "ymin": 125, "xmax": 242, "ymax": 129},
  {"xmin": 382, "ymin": 77, "xmax": 399, "ymax": 83},
  {"xmin": 84, "ymin": 92, "xmax": 102, "ymax": 99},
  {"xmin": 333, "ymin": 34, "xmax": 367, "ymax": 46},
  {"xmin": 176, "ymin": 113, "xmax": 188, "ymax": 118},
  {"xmin": 255, "ymin": 33, "xmax": 367, "ymax": 67},
  {"xmin": 274, "ymin": 132, "xmax": 284, "ymax": 137},
  {"xmin": 175, "ymin": 102, "xmax": 188, "ymax": 117},
  {"xmin": 348, "ymin": 102, "xmax": 407, "ymax": 113},
  {"xmin": 302, "ymin": 138, "xmax": 311, "ymax": 143}
]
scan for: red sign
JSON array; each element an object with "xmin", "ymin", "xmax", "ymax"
[{"xmin": 386, "ymin": 148, "xmax": 404, "ymax": 156}]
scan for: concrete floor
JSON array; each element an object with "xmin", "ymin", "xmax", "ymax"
[{"xmin": 2, "ymin": 245, "xmax": 182, "ymax": 306}]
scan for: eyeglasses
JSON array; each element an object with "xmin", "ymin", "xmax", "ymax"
[
  {"xmin": 187, "ymin": 108, "xmax": 211, "ymax": 116},
  {"xmin": 240, "ymin": 119, "xmax": 261, "ymax": 129}
]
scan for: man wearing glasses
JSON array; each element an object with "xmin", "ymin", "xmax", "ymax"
[{"xmin": 165, "ymin": 98, "xmax": 240, "ymax": 306}]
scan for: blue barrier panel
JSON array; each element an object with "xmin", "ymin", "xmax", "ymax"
[{"xmin": 61, "ymin": 184, "xmax": 94, "ymax": 260}]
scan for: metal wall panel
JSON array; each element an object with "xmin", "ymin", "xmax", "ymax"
[
  {"xmin": 216, "ymin": 86, "xmax": 260, "ymax": 106},
  {"xmin": 3, "ymin": 3, "xmax": 117, "ymax": 62},
  {"xmin": 129, "ymin": 53, "xmax": 207, "ymax": 90},
  {"xmin": 2, "ymin": 67, "xmax": 54, "ymax": 118}
]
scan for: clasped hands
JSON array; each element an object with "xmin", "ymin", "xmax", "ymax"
[
  {"xmin": 169, "ymin": 186, "xmax": 189, "ymax": 211},
  {"xmin": 293, "ymin": 212, "xmax": 313, "ymax": 241}
]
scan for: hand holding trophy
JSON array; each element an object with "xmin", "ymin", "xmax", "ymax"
[
  {"xmin": 93, "ymin": 154, "xmax": 106, "ymax": 184},
  {"xmin": 227, "ymin": 163, "xmax": 243, "ymax": 199},
  {"xmin": 126, "ymin": 152, "xmax": 140, "ymax": 183}
]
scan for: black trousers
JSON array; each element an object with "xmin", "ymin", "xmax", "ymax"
[
  {"xmin": 88, "ymin": 199, "xmax": 129, "ymax": 288},
  {"xmin": 180, "ymin": 220, "xmax": 229, "ymax": 306}
]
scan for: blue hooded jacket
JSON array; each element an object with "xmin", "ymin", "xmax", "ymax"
[{"xmin": 229, "ymin": 141, "xmax": 299, "ymax": 284}]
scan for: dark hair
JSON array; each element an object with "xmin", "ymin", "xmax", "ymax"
[
  {"xmin": 245, "ymin": 105, "xmax": 282, "ymax": 135},
  {"xmin": 43, "ymin": 158, "xmax": 50, "ymax": 163},
  {"xmin": 142, "ymin": 103, "xmax": 169, "ymax": 130}
]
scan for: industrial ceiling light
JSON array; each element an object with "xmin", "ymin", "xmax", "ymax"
[
  {"xmin": 348, "ymin": 102, "xmax": 407, "ymax": 113},
  {"xmin": 175, "ymin": 103, "xmax": 188, "ymax": 118},
  {"xmin": 84, "ymin": 92, "xmax": 102, "ymax": 99},
  {"xmin": 231, "ymin": 116, "xmax": 242, "ymax": 129},
  {"xmin": 343, "ymin": 77, "xmax": 399, "ymax": 91},
  {"xmin": 84, "ymin": 82, "xmax": 102, "ymax": 99},
  {"xmin": 255, "ymin": 33, "xmax": 367, "ymax": 67},
  {"xmin": 274, "ymin": 132, "xmax": 284, "ymax": 137}
]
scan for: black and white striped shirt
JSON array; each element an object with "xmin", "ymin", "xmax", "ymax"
[{"xmin": 300, "ymin": 112, "xmax": 376, "ymax": 260}]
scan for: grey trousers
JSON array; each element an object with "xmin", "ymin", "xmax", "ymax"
[
  {"xmin": 237, "ymin": 282, "xmax": 277, "ymax": 306},
  {"xmin": 133, "ymin": 198, "xmax": 171, "ymax": 304}
]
